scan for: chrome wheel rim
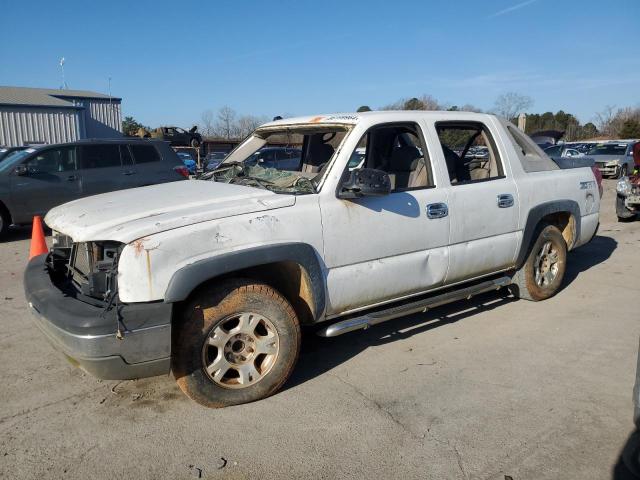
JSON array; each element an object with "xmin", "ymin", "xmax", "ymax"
[
  {"xmin": 202, "ymin": 312, "xmax": 279, "ymax": 389},
  {"xmin": 534, "ymin": 241, "xmax": 559, "ymax": 288}
]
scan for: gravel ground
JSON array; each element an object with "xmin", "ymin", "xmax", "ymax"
[{"xmin": 0, "ymin": 179, "xmax": 638, "ymax": 480}]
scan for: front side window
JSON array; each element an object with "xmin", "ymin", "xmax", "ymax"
[
  {"xmin": 25, "ymin": 147, "xmax": 77, "ymax": 173},
  {"xmin": 436, "ymin": 122, "xmax": 503, "ymax": 184},
  {"xmin": 79, "ymin": 145, "xmax": 121, "ymax": 169},
  {"xmin": 345, "ymin": 123, "xmax": 432, "ymax": 191}
]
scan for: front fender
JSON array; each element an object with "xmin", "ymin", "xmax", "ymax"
[{"xmin": 163, "ymin": 242, "xmax": 326, "ymax": 321}]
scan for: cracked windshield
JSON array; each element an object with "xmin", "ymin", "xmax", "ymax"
[{"xmin": 202, "ymin": 126, "xmax": 348, "ymax": 194}]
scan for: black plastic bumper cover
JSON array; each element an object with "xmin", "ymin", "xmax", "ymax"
[{"xmin": 24, "ymin": 254, "xmax": 172, "ymax": 380}]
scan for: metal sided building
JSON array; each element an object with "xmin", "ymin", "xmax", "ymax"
[{"xmin": 0, "ymin": 86, "xmax": 122, "ymax": 147}]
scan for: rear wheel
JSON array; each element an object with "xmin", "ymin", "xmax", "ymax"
[
  {"xmin": 172, "ymin": 279, "xmax": 300, "ymax": 408},
  {"xmin": 511, "ymin": 224, "xmax": 567, "ymax": 301}
]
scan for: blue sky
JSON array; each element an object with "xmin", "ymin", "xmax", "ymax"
[{"xmin": 1, "ymin": 0, "xmax": 638, "ymax": 127}]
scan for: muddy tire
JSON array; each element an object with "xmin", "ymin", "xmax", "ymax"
[
  {"xmin": 172, "ymin": 279, "xmax": 300, "ymax": 408},
  {"xmin": 510, "ymin": 224, "xmax": 567, "ymax": 302}
]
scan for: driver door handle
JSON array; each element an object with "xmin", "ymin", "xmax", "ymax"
[
  {"xmin": 497, "ymin": 193, "xmax": 514, "ymax": 208},
  {"xmin": 427, "ymin": 202, "xmax": 448, "ymax": 219}
]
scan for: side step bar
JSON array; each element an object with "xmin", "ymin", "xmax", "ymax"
[{"xmin": 317, "ymin": 276, "xmax": 511, "ymax": 338}]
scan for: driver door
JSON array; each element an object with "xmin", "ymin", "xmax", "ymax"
[
  {"xmin": 319, "ymin": 122, "xmax": 451, "ymax": 315},
  {"xmin": 10, "ymin": 146, "xmax": 81, "ymax": 221}
]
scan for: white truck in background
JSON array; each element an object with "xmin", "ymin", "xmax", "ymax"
[{"xmin": 25, "ymin": 111, "xmax": 600, "ymax": 407}]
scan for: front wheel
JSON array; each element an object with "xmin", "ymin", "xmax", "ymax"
[
  {"xmin": 190, "ymin": 138, "xmax": 200, "ymax": 148},
  {"xmin": 172, "ymin": 279, "xmax": 300, "ymax": 408},
  {"xmin": 511, "ymin": 224, "xmax": 567, "ymax": 301}
]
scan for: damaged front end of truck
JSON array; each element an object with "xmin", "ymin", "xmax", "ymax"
[{"xmin": 616, "ymin": 173, "xmax": 640, "ymax": 221}]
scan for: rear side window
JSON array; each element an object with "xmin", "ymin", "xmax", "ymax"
[
  {"xmin": 79, "ymin": 145, "xmax": 121, "ymax": 169},
  {"xmin": 435, "ymin": 121, "xmax": 503, "ymax": 184},
  {"xmin": 130, "ymin": 144, "xmax": 161, "ymax": 164}
]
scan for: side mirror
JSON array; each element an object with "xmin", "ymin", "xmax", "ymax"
[
  {"xmin": 14, "ymin": 165, "xmax": 28, "ymax": 176},
  {"xmin": 338, "ymin": 168, "xmax": 391, "ymax": 199}
]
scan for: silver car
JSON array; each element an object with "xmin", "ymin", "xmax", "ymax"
[{"xmin": 589, "ymin": 141, "xmax": 637, "ymax": 178}]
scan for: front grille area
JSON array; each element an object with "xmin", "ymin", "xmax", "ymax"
[
  {"xmin": 66, "ymin": 241, "xmax": 122, "ymax": 298},
  {"xmin": 70, "ymin": 242, "xmax": 92, "ymax": 286}
]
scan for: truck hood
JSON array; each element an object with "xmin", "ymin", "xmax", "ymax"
[{"xmin": 45, "ymin": 180, "xmax": 296, "ymax": 243}]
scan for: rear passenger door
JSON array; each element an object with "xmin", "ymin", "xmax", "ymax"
[
  {"xmin": 432, "ymin": 120, "xmax": 519, "ymax": 283},
  {"xmin": 78, "ymin": 144, "xmax": 127, "ymax": 196}
]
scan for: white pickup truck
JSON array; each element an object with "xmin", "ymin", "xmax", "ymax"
[{"xmin": 24, "ymin": 111, "xmax": 600, "ymax": 407}]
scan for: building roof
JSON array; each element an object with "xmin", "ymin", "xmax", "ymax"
[{"xmin": 0, "ymin": 86, "xmax": 121, "ymax": 108}]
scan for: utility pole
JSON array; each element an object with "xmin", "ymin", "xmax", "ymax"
[
  {"xmin": 59, "ymin": 57, "xmax": 67, "ymax": 90},
  {"xmin": 518, "ymin": 113, "xmax": 526, "ymax": 131}
]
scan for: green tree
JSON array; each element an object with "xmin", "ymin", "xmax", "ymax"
[
  {"xmin": 122, "ymin": 116, "xmax": 148, "ymax": 136},
  {"xmin": 356, "ymin": 105, "xmax": 372, "ymax": 112},
  {"xmin": 403, "ymin": 97, "xmax": 425, "ymax": 110},
  {"xmin": 619, "ymin": 119, "xmax": 640, "ymax": 139},
  {"xmin": 579, "ymin": 122, "xmax": 598, "ymax": 139}
]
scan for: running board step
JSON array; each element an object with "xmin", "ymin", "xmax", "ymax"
[{"xmin": 317, "ymin": 276, "xmax": 511, "ymax": 337}]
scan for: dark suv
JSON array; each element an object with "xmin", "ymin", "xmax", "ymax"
[{"xmin": 0, "ymin": 139, "xmax": 187, "ymax": 238}]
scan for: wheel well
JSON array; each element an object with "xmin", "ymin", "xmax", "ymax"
[
  {"xmin": 541, "ymin": 211, "xmax": 575, "ymax": 248},
  {"xmin": 186, "ymin": 261, "xmax": 317, "ymax": 325}
]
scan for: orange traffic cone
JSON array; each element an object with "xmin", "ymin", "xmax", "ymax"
[{"xmin": 29, "ymin": 216, "xmax": 48, "ymax": 260}]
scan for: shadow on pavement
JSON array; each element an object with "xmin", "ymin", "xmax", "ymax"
[
  {"xmin": 612, "ymin": 430, "xmax": 640, "ymax": 479},
  {"xmin": 563, "ymin": 234, "xmax": 617, "ymax": 289},
  {"xmin": 287, "ymin": 234, "xmax": 617, "ymax": 392},
  {"xmin": 286, "ymin": 290, "xmax": 517, "ymax": 391}
]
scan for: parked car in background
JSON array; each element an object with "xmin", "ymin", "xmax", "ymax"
[
  {"xmin": 0, "ymin": 139, "xmax": 188, "ymax": 239},
  {"xmin": 616, "ymin": 143, "xmax": 640, "ymax": 221},
  {"xmin": 176, "ymin": 151, "xmax": 196, "ymax": 174},
  {"xmin": 544, "ymin": 145, "xmax": 584, "ymax": 158},
  {"xmin": 0, "ymin": 146, "xmax": 27, "ymax": 163},
  {"xmin": 151, "ymin": 126, "xmax": 202, "ymax": 148},
  {"xmin": 565, "ymin": 142, "xmax": 596, "ymax": 154},
  {"xmin": 243, "ymin": 147, "xmax": 303, "ymax": 171},
  {"xmin": 204, "ymin": 151, "xmax": 228, "ymax": 172},
  {"xmin": 589, "ymin": 141, "xmax": 636, "ymax": 178}
]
